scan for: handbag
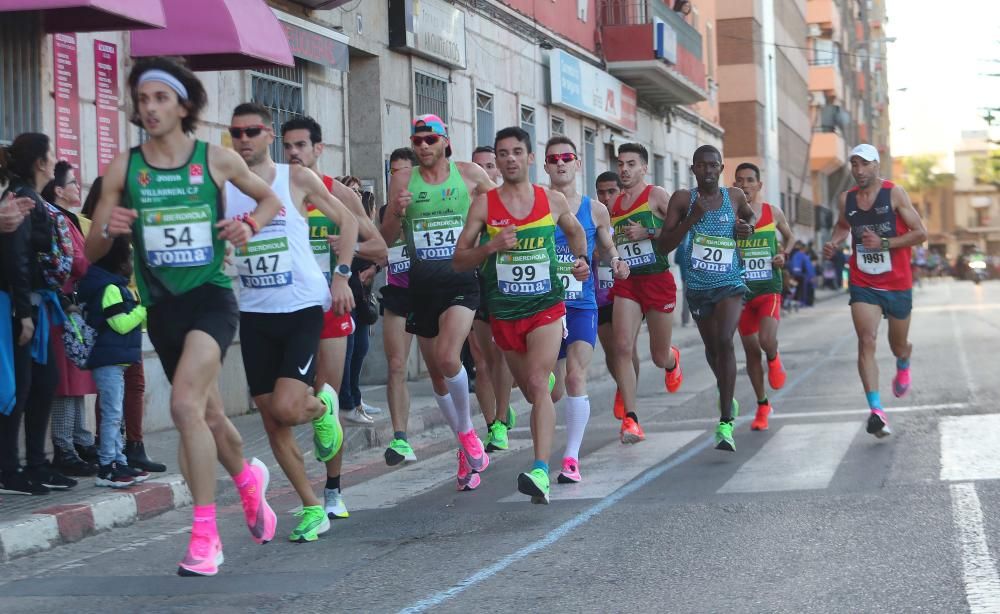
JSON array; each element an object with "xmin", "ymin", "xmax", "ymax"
[
  {"xmin": 62, "ymin": 310, "xmax": 96, "ymax": 369},
  {"xmin": 356, "ymin": 284, "xmax": 379, "ymax": 326}
]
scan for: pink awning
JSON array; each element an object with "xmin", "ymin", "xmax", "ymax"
[
  {"xmin": 130, "ymin": 0, "xmax": 293, "ymax": 71},
  {"xmin": 0, "ymin": 0, "xmax": 166, "ymax": 32}
]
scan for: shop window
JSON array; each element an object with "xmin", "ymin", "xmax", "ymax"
[
  {"xmin": 0, "ymin": 14, "xmax": 41, "ymax": 145},
  {"xmin": 252, "ymin": 61, "xmax": 305, "ymax": 163},
  {"xmin": 415, "ymin": 72, "xmax": 449, "ymax": 123}
]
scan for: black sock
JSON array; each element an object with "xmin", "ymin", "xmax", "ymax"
[
  {"xmin": 626, "ymin": 412, "xmax": 639, "ymax": 423},
  {"xmin": 721, "ymin": 418, "xmax": 735, "ymax": 425},
  {"xmin": 326, "ymin": 475, "xmax": 341, "ymax": 492},
  {"xmin": 758, "ymin": 397, "xmax": 768, "ymax": 406},
  {"xmin": 393, "ymin": 431, "xmax": 407, "ymax": 441},
  {"xmin": 665, "ymin": 363, "xmax": 676, "ymax": 372}
]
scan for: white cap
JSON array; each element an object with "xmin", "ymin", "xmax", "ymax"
[{"xmin": 849, "ymin": 143, "xmax": 880, "ymax": 163}]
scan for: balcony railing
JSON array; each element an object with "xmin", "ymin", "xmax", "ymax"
[{"xmin": 600, "ymin": 0, "xmax": 702, "ymax": 60}]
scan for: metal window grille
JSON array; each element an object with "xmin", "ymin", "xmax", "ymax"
[
  {"xmin": 551, "ymin": 116, "xmax": 565, "ymax": 136},
  {"xmin": 672, "ymin": 160, "xmax": 680, "ymax": 192},
  {"xmin": 475, "ymin": 90, "xmax": 494, "ymax": 147},
  {"xmin": 520, "ymin": 105, "xmax": 536, "ymax": 182},
  {"xmin": 0, "ymin": 14, "xmax": 41, "ymax": 145},
  {"xmin": 415, "ymin": 72, "xmax": 448, "ymax": 123},
  {"xmin": 251, "ymin": 61, "xmax": 305, "ymax": 163},
  {"xmin": 584, "ymin": 129, "xmax": 596, "ymax": 193},
  {"xmin": 654, "ymin": 154, "xmax": 666, "ymax": 188}
]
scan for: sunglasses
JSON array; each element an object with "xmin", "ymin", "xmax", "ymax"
[
  {"xmin": 410, "ymin": 134, "xmax": 442, "ymax": 147},
  {"xmin": 228, "ymin": 125, "xmax": 269, "ymax": 139},
  {"xmin": 545, "ymin": 152, "xmax": 578, "ymax": 164}
]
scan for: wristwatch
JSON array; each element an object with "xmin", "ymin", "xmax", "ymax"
[
  {"xmin": 101, "ymin": 223, "xmax": 111, "ymax": 240},
  {"xmin": 333, "ymin": 263, "xmax": 352, "ymax": 279},
  {"xmin": 880, "ymin": 237, "xmax": 890, "ymax": 250},
  {"xmin": 576, "ymin": 254, "xmax": 590, "ymax": 265}
]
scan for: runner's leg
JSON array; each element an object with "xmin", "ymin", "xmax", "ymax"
[
  {"xmin": 383, "ymin": 309, "xmax": 413, "ymax": 435},
  {"xmin": 468, "ymin": 329, "xmax": 497, "ymax": 423},
  {"xmin": 611, "ymin": 296, "xmax": 643, "ymax": 416},
  {"xmin": 851, "ymin": 302, "xmax": 883, "ymax": 398},
  {"xmin": 505, "ymin": 322, "xmax": 564, "ymax": 465}
]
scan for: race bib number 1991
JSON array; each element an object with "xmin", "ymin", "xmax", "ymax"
[{"xmin": 856, "ymin": 245, "xmax": 892, "ymax": 275}]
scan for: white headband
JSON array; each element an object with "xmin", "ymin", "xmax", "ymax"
[{"xmin": 137, "ymin": 69, "xmax": 188, "ymax": 100}]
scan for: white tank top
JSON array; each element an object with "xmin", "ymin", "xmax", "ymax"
[{"xmin": 225, "ymin": 164, "xmax": 332, "ymax": 313}]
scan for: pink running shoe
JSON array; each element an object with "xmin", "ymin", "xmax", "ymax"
[
  {"xmin": 866, "ymin": 409, "xmax": 892, "ymax": 439},
  {"xmin": 456, "ymin": 450, "xmax": 481, "ymax": 491},
  {"xmin": 239, "ymin": 458, "xmax": 276, "ymax": 545},
  {"xmin": 177, "ymin": 530, "xmax": 224, "ymax": 577},
  {"xmin": 457, "ymin": 429, "xmax": 489, "ymax": 473},
  {"xmin": 892, "ymin": 368, "xmax": 911, "ymax": 398},
  {"xmin": 556, "ymin": 457, "xmax": 581, "ymax": 484}
]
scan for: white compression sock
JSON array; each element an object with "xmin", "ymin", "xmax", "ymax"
[
  {"xmin": 563, "ymin": 395, "xmax": 591, "ymax": 460},
  {"xmin": 444, "ymin": 366, "xmax": 474, "ymax": 433},
  {"xmin": 434, "ymin": 392, "xmax": 460, "ymax": 435}
]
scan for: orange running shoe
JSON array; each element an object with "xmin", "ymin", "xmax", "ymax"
[
  {"xmin": 613, "ymin": 389, "xmax": 625, "ymax": 420},
  {"xmin": 750, "ymin": 402, "xmax": 772, "ymax": 431},
  {"xmin": 767, "ymin": 353, "xmax": 786, "ymax": 390},
  {"xmin": 620, "ymin": 416, "xmax": 645, "ymax": 444},
  {"xmin": 664, "ymin": 346, "xmax": 683, "ymax": 393}
]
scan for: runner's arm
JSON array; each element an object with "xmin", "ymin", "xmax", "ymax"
[
  {"xmin": 593, "ymin": 201, "xmax": 621, "ymax": 259},
  {"xmin": 888, "ymin": 186, "xmax": 928, "ymax": 249},
  {"xmin": 823, "ymin": 193, "xmax": 852, "ymax": 259},
  {"xmin": 381, "ymin": 167, "xmax": 411, "ymax": 246},
  {"xmin": 644, "ymin": 186, "xmax": 672, "ymax": 240},
  {"xmin": 551, "ymin": 189, "xmax": 590, "ymax": 281},
  {"xmin": 457, "ymin": 161, "xmax": 497, "ymax": 197},
  {"xmin": 85, "ymin": 153, "xmax": 132, "ymax": 262},
  {"xmin": 328, "ymin": 178, "xmax": 388, "ymax": 265},
  {"xmin": 771, "ymin": 205, "xmax": 795, "ymax": 266},
  {"xmin": 214, "ymin": 146, "xmax": 283, "ymax": 247},
  {"xmin": 295, "ymin": 166, "xmax": 357, "ymax": 272},
  {"xmin": 731, "ymin": 188, "xmax": 756, "ymax": 239},
  {"xmin": 656, "ymin": 189, "xmax": 695, "ymax": 254},
  {"xmin": 454, "ymin": 194, "xmax": 503, "ymax": 271}
]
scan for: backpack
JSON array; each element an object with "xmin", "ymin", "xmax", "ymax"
[
  {"xmin": 62, "ymin": 310, "xmax": 96, "ymax": 369},
  {"xmin": 37, "ymin": 202, "xmax": 74, "ymax": 291}
]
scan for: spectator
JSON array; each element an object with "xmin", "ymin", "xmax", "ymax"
[
  {"xmin": 0, "ymin": 133, "xmax": 76, "ymax": 494},
  {"xmin": 80, "ymin": 178, "xmax": 164, "ymax": 472},
  {"xmin": 673, "ymin": 0, "xmax": 693, "ymax": 20},
  {"xmin": 788, "ymin": 241, "xmax": 815, "ymax": 307},
  {"xmin": 41, "ymin": 161, "xmax": 98, "ymax": 477},
  {"xmin": 78, "ymin": 237, "xmax": 148, "ymax": 488}
]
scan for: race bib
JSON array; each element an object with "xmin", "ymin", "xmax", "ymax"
[
  {"xmin": 556, "ymin": 250, "xmax": 583, "ymax": 300},
  {"xmin": 236, "ymin": 236, "xmax": 292, "ymax": 289},
  {"xmin": 412, "ymin": 215, "xmax": 462, "ymax": 260},
  {"xmin": 617, "ymin": 237, "xmax": 656, "ymax": 268},
  {"xmin": 741, "ymin": 246, "xmax": 773, "ymax": 281},
  {"xmin": 388, "ymin": 243, "xmax": 411, "ymax": 276},
  {"xmin": 497, "ymin": 248, "xmax": 551, "ymax": 296},
  {"xmin": 691, "ymin": 234, "xmax": 736, "ymax": 273},
  {"xmin": 597, "ymin": 261, "xmax": 615, "ymax": 290},
  {"xmin": 856, "ymin": 245, "xmax": 892, "ymax": 275},
  {"xmin": 142, "ymin": 205, "xmax": 214, "ymax": 268},
  {"xmin": 311, "ymin": 239, "xmax": 331, "ymax": 283}
]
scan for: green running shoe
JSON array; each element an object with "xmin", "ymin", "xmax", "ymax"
[
  {"xmin": 485, "ymin": 420, "xmax": 509, "ymax": 452},
  {"xmin": 503, "ymin": 405, "xmax": 517, "ymax": 430},
  {"xmin": 313, "ymin": 384, "xmax": 343, "ymax": 462},
  {"xmin": 289, "ymin": 505, "xmax": 330, "ymax": 542},
  {"xmin": 517, "ymin": 468, "xmax": 550, "ymax": 504},
  {"xmin": 384, "ymin": 438, "xmax": 417, "ymax": 466},
  {"xmin": 715, "ymin": 421, "xmax": 735, "ymax": 452}
]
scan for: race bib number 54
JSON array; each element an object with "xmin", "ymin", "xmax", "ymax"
[{"xmin": 142, "ymin": 205, "xmax": 214, "ymax": 267}]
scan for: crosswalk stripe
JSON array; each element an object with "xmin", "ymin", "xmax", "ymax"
[
  {"xmin": 940, "ymin": 414, "xmax": 1000, "ymax": 482},
  {"xmin": 499, "ymin": 430, "xmax": 704, "ymax": 503},
  {"xmin": 718, "ymin": 422, "xmax": 858, "ymax": 494},
  {"xmin": 346, "ymin": 439, "xmax": 534, "ymax": 511}
]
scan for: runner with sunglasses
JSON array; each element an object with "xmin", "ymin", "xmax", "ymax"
[
  {"xmin": 454, "ymin": 126, "xmax": 589, "ymax": 504},
  {"xmin": 281, "ymin": 116, "xmax": 388, "ymax": 520},
  {"xmin": 383, "ymin": 115, "xmax": 496, "ymax": 491},
  {"xmin": 86, "ymin": 58, "xmax": 283, "ymax": 576},
  {"xmin": 609, "ymin": 143, "xmax": 683, "ymax": 444},
  {"xmin": 543, "ymin": 137, "xmax": 629, "ymax": 483}
]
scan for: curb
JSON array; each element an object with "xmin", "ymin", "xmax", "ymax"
[{"xmin": 0, "ymin": 475, "xmax": 190, "ymax": 562}]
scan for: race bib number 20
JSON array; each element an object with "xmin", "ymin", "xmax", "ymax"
[
  {"xmin": 142, "ymin": 205, "xmax": 214, "ymax": 268},
  {"xmin": 691, "ymin": 234, "xmax": 736, "ymax": 273}
]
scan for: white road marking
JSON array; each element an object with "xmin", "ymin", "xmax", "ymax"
[
  {"xmin": 499, "ymin": 430, "xmax": 703, "ymax": 503},
  {"xmin": 950, "ymin": 482, "xmax": 1000, "ymax": 614},
  {"xmin": 940, "ymin": 414, "xmax": 1000, "ymax": 482},
  {"xmin": 718, "ymin": 422, "xmax": 859, "ymax": 493}
]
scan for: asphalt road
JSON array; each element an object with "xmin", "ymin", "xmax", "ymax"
[{"xmin": 1, "ymin": 278, "xmax": 998, "ymax": 614}]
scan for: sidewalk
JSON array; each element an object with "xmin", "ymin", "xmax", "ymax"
[{"xmin": 0, "ymin": 287, "xmax": 846, "ymax": 561}]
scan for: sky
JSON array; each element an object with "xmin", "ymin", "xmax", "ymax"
[{"xmin": 887, "ymin": 0, "xmax": 1000, "ymax": 159}]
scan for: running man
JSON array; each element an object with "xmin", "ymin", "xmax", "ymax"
[
  {"xmin": 610, "ymin": 143, "xmax": 683, "ymax": 444},
  {"xmin": 822, "ymin": 144, "xmax": 926, "ymax": 438},
  {"xmin": 86, "ymin": 58, "xmax": 281, "ymax": 576},
  {"xmin": 226, "ymin": 103, "xmax": 356, "ymax": 542},
  {"xmin": 658, "ymin": 145, "xmax": 755, "ymax": 452},
  {"xmin": 454, "ymin": 126, "xmax": 590, "ymax": 504},
  {"xmin": 544, "ymin": 137, "xmax": 628, "ymax": 483},
  {"xmin": 377, "ymin": 147, "xmax": 420, "ymax": 466},
  {"xmin": 471, "ymin": 144, "xmax": 517, "ymax": 454},
  {"xmin": 594, "ymin": 171, "xmax": 639, "ymax": 419},
  {"xmin": 281, "ymin": 117, "xmax": 388, "ymax": 519},
  {"xmin": 734, "ymin": 163, "xmax": 792, "ymax": 431},
  {"xmin": 383, "ymin": 115, "xmax": 495, "ymax": 490}
]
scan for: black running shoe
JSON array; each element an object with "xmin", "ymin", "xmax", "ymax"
[
  {"xmin": 25, "ymin": 463, "xmax": 78, "ymax": 490},
  {"xmin": 0, "ymin": 469, "xmax": 50, "ymax": 495}
]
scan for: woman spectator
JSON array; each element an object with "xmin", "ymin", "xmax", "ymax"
[
  {"xmin": 41, "ymin": 161, "xmax": 98, "ymax": 476},
  {"xmin": 0, "ymin": 133, "xmax": 76, "ymax": 494},
  {"xmin": 80, "ymin": 178, "xmax": 165, "ymax": 472}
]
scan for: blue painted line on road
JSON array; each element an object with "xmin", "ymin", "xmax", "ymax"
[{"xmin": 399, "ymin": 329, "xmax": 853, "ymax": 613}]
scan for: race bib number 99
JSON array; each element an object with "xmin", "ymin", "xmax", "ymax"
[
  {"xmin": 691, "ymin": 234, "xmax": 736, "ymax": 273},
  {"xmin": 142, "ymin": 205, "xmax": 214, "ymax": 268},
  {"xmin": 497, "ymin": 248, "xmax": 551, "ymax": 296},
  {"xmin": 236, "ymin": 236, "xmax": 292, "ymax": 289},
  {"xmin": 556, "ymin": 249, "xmax": 582, "ymax": 300},
  {"xmin": 856, "ymin": 245, "xmax": 892, "ymax": 275},
  {"xmin": 741, "ymin": 246, "xmax": 773, "ymax": 281},
  {"xmin": 412, "ymin": 215, "xmax": 462, "ymax": 260}
]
